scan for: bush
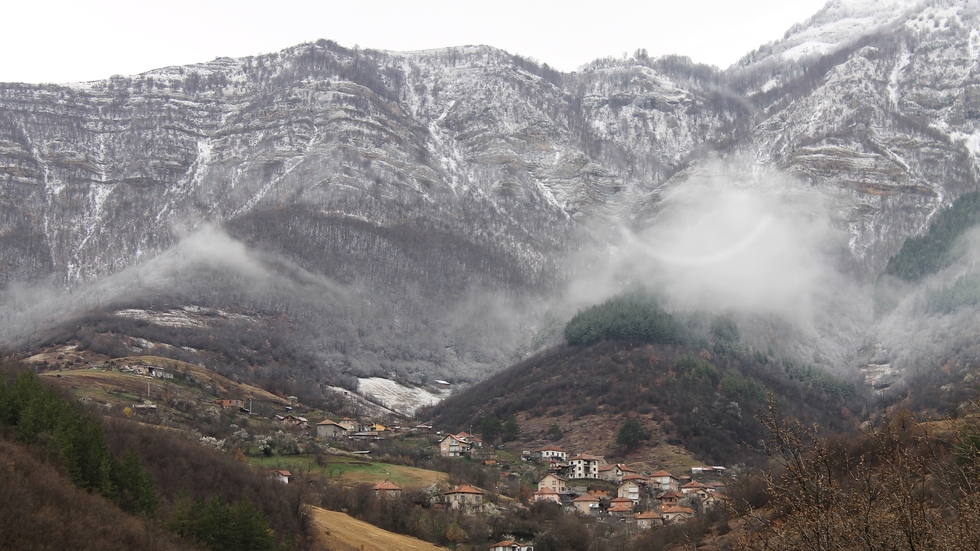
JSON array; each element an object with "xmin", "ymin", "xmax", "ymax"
[{"xmin": 616, "ymin": 418, "xmax": 649, "ymax": 450}]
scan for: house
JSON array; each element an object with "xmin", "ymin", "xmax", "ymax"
[
  {"xmin": 608, "ymin": 497, "xmax": 635, "ymax": 515},
  {"xmin": 444, "ymin": 485, "xmax": 484, "ymax": 510},
  {"xmin": 338, "ymin": 417, "xmax": 357, "ymax": 432},
  {"xmin": 691, "ymin": 465, "xmax": 726, "ymax": 476},
  {"xmin": 658, "ymin": 491, "xmax": 684, "ymax": 506},
  {"xmin": 681, "ymin": 480, "xmax": 708, "ymax": 495},
  {"xmin": 439, "ymin": 432, "xmax": 482, "ymax": 457},
  {"xmin": 705, "ymin": 482, "xmax": 727, "ymax": 496},
  {"xmin": 280, "ymin": 415, "xmax": 309, "ymax": 429},
  {"xmin": 618, "ymin": 481, "xmax": 641, "ymax": 504},
  {"xmin": 537, "ymin": 474, "xmax": 566, "ymax": 494},
  {"xmin": 147, "ymin": 366, "xmax": 173, "ymax": 379},
  {"xmin": 489, "ymin": 540, "xmax": 533, "ymax": 551},
  {"xmin": 435, "ymin": 379, "xmax": 451, "ymax": 390},
  {"xmin": 271, "ymin": 470, "xmax": 292, "ymax": 484},
  {"xmin": 635, "ymin": 510, "xmax": 664, "ymax": 529},
  {"xmin": 703, "ymin": 491, "xmax": 726, "ymax": 509},
  {"xmin": 439, "ymin": 434, "xmax": 469, "ymax": 457},
  {"xmin": 622, "ymin": 473, "xmax": 649, "ymax": 486},
  {"xmin": 316, "ymin": 419, "xmax": 348, "ymax": 438},
  {"xmin": 537, "ymin": 445, "xmax": 568, "ymax": 462},
  {"xmin": 598, "ymin": 463, "xmax": 637, "ymax": 483},
  {"xmin": 568, "ymin": 454, "xmax": 604, "ymax": 479},
  {"xmin": 650, "ymin": 470, "xmax": 680, "ymax": 493},
  {"xmin": 533, "ymin": 487, "xmax": 561, "ymax": 504},
  {"xmin": 659, "ymin": 505, "xmax": 695, "ymax": 523},
  {"xmin": 572, "ymin": 494, "xmax": 600, "ymax": 515},
  {"xmin": 216, "ymin": 399, "xmax": 245, "ymax": 409},
  {"xmin": 373, "ymin": 480, "xmax": 403, "ymax": 499}
]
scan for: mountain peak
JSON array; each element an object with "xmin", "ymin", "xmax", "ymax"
[{"xmin": 744, "ymin": 0, "xmax": 938, "ymax": 64}]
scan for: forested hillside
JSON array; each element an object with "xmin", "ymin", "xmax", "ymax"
[
  {"xmin": 429, "ymin": 297, "xmax": 863, "ymax": 465},
  {"xmin": 0, "ymin": 358, "xmax": 311, "ymax": 550}
]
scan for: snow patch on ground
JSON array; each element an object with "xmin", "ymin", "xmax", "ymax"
[
  {"xmin": 951, "ymin": 131, "xmax": 980, "ymax": 159},
  {"xmin": 114, "ymin": 306, "xmax": 256, "ymax": 328},
  {"xmin": 888, "ymin": 48, "xmax": 911, "ymax": 107},
  {"xmin": 357, "ymin": 377, "xmax": 447, "ymax": 417}
]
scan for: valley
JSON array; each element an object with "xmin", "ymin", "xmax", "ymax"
[{"xmin": 5, "ymin": 0, "xmax": 980, "ymax": 550}]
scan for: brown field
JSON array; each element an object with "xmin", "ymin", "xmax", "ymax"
[
  {"xmin": 38, "ymin": 355, "xmax": 289, "ymax": 409},
  {"xmin": 309, "ymin": 506, "xmax": 448, "ymax": 551},
  {"xmin": 249, "ymin": 455, "xmax": 448, "ymax": 489}
]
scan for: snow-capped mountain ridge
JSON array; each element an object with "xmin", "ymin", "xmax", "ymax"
[{"xmin": 2, "ymin": 1, "xmax": 980, "ymax": 388}]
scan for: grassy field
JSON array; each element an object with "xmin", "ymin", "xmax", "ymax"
[
  {"xmin": 248, "ymin": 454, "xmax": 447, "ymax": 489},
  {"xmin": 309, "ymin": 506, "xmax": 448, "ymax": 551}
]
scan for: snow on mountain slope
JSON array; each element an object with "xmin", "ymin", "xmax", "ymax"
[
  {"xmin": 357, "ymin": 377, "xmax": 446, "ymax": 417},
  {"xmin": 4, "ymin": 1, "xmax": 980, "ymax": 393},
  {"xmin": 778, "ymin": 0, "xmax": 923, "ymax": 61}
]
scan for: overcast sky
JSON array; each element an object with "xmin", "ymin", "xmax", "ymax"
[{"xmin": 4, "ymin": 0, "xmax": 829, "ymax": 84}]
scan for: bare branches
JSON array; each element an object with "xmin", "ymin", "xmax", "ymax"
[{"xmin": 733, "ymin": 396, "xmax": 980, "ymax": 551}]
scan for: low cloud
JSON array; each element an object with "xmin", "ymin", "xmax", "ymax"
[{"xmin": 561, "ymin": 158, "xmax": 871, "ymax": 372}]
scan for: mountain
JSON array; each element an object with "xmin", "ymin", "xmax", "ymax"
[{"xmin": 3, "ymin": 0, "xmax": 980, "ymax": 399}]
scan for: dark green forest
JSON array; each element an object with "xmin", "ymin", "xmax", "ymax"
[
  {"xmin": 885, "ymin": 191, "xmax": 980, "ymax": 282},
  {"xmin": 563, "ymin": 293, "xmax": 685, "ymax": 346}
]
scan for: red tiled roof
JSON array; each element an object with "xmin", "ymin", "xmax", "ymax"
[
  {"xmin": 535, "ymin": 487, "xmax": 559, "ymax": 495},
  {"xmin": 445, "ymin": 484, "xmax": 483, "ymax": 495},
  {"xmin": 573, "ymin": 494, "xmax": 600, "ymax": 502},
  {"xmin": 651, "ymin": 470, "xmax": 674, "ymax": 477},
  {"xmin": 569, "ymin": 454, "xmax": 603, "ymax": 461},
  {"xmin": 635, "ymin": 510, "xmax": 663, "ymax": 519},
  {"xmin": 660, "ymin": 505, "xmax": 695, "ymax": 514},
  {"xmin": 373, "ymin": 480, "xmax": 402, "ymax": 491}
]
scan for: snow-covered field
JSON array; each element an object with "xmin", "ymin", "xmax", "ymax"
[{"xmin": 357, "ymin": 377, "xmax": 447, "ymax": 417}]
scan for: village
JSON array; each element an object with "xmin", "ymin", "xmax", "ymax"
[
  {"xmin": 438, "ymin": 434, "xmax": 726, "ymax": 525},
  {"xmin": 305, "ymin": 417, "xmax": 730, "ymax": 550},
  {"xmin": 39, "ymin": 355, "xmax": 732, "ymax": 550}
]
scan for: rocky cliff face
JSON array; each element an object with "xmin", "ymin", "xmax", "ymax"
[{"xmin": 2, "ymin": 0, "xmax": 979, "ymax": 389}]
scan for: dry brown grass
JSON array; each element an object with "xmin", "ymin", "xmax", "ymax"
[
  {"xmin": 308, "ymin": 506, "xmax": 449, "ymax": 551},
  {"xmin": 39, "ymin": 354, "xmax": 289, "ymax": 410}
]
